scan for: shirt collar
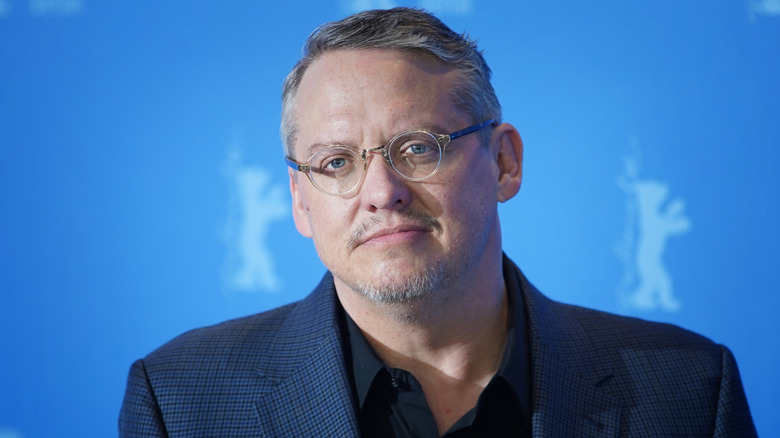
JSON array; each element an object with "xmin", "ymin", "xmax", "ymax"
[
  {"xmin": 344, "ymin": 309, "xmax": 386, "ymax": 409},
  {"xmin": 342, "ymin": 253, "xmax": 531, "ymax": 418},
  {"xmin": 496, "ymin": 253, "xmax": 532, "ymax": 421}
]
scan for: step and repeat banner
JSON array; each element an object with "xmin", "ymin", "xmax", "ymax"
[{"xmin": 1, "ymin": 0, "xmax": 778, "ymax": 436}]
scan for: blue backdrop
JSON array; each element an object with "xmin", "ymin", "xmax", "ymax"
[{"xmin": 1, "ymin": 1, "xmax": 778, "ymax": 436}]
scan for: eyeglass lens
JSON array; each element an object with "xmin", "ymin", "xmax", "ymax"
[{"xmin": 308, "ymin": 131, "xmax": 443, "ymax": 195}]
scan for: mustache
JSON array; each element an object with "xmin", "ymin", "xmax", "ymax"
[{"xmin": 347, "ymin": 210, "xmax": 442, "ymax": 251}]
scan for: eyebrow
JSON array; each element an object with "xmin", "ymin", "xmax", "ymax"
[
  {"xmin": 301, "ymin": 124, "xmax": 450, "ymax": 159},
  {"xmin": 303, "ymin": 142, "xmax": 359, "ymax": 159}
]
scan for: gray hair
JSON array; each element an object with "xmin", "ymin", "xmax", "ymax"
[{"xmin": 280, "ymin": 7, "xmax": 502, "ymax": 158}]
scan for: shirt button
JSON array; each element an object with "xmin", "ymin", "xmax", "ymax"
[{"xmin": 390, "ymin": 378, "xmax": 400, "ymax": 388}]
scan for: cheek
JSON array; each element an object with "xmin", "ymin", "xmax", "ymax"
[
  {"xmin": 290, "ymin": 173, "xmax": 314, "ymax": 238},
  {"xmin": 307, "ymin": 203, "xmax": 353, "ymax": 261},
  {"xmin": 448, "ymin": 158, "xmax": 498, "ymax": 202},
  {"xmin": 440, "ymin": 160, "xmax": 498, "ymax": 232}
]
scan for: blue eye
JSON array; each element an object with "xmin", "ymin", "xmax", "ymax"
[
  {"xmin": 409, "ymin": 144, "xmax": 428, "ymax": 154},
  {"xmin": 389, "ymin": 133, "xmax": 440, "ymax": 172},
  {"xmin": 310, "ymin": 147, "xmax": 358, "ymax": 177},
  {"xmin": 328, "ymin": 158, "xmax": 346, "ymax": 169},
  {"xmin": 396, "ymin": 139, "xmax": 436, "ymax": 158}
]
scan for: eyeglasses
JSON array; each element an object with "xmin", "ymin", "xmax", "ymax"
[{"xmin": 286, "ymin": 119, "xmax": 496, "ymax": 197}]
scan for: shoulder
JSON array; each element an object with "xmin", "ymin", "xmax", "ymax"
[
  {"xmin": 120, "ymin": 274, "xmax": 349, "ymax": 436},
  {"xmin": 511, "ymin": 265, "xmax": 756, "ymax": 436},
  {"xmin": 120, "ymin": 303, "xmax": 304, "ymax": 435},
  {"xmin": 138, "ymin": 272, "xmax": 340, "ymax": 375},
  {"xmin": 143, "ymin": 301, "xmax": 299, "ymax": 371},
  {"xmin": 560, "ymin": 301, "xmax": 719, "ymax": 352},
  {"xmin": 508, "ymin": 256, "xmax": 721, "ymax": 357},
  {"xmin": 537, "ymin": 294, "xmax": 726, "ymax": 375},
  {"xmin": 536, "ymin": 297, "xmax": 731, "ymax": 401},
  {"xmin": 512, "ymin": 260, "xmax": 727, "ymax": 385}
]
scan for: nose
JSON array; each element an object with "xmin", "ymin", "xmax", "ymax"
[{"xmin": 358, "ymin": 148, "xmax": 411, "ymax": 212}]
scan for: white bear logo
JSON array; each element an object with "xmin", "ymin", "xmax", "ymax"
[{"xmin": 616, "ymin": 152, "xmax": 691, "ymax": 312}]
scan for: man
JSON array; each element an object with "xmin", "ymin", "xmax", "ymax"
[{"xmin": 120, "ymin": 8, "xmax": 756, "ymax": 437}]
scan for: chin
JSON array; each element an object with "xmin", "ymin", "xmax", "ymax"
[{"xmin": 347, "ymin": 262, "xmax": 446, "ymax": 304}]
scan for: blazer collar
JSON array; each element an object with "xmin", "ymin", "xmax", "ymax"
[
  {"xmin": 513, "ymin": 260, "xmax": 622, "ymax": 437},
  {"xmin": 253, "ymin": 273, "xmax": 360, "ymax": 436}
]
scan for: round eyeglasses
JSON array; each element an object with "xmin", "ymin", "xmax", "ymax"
[{"xmin": 286, "ymin": 119, "xmax": 496, "ymax": 197}]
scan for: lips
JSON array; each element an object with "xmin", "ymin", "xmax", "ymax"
[
  {"xmin": 347, "ymin": 212, "xmax": 442, "ymax": 251},
  {"xmin": 360, "ymin": 224, "xmax": 431, "ymax": 246}
]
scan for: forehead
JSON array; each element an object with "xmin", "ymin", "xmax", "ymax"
[{"xmin": 293, "ymin": 49, "xmax": 463, "ymax": 151}]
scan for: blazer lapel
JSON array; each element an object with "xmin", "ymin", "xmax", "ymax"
[
  {"xmin": 517, "ymin": 269, "xmax": 622, "ymax": 437},
  {"xmin": 253, "ymin": 274, "xmax": 360, "ymax": 437}
]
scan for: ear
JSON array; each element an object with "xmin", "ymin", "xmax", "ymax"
[
  {"xmin": 289, "ymin": 169, "xmax": 314, "ymax": 238},
  {"xmin": 492, "ymin": 123, "xmax": 523, "ymax": 203}
]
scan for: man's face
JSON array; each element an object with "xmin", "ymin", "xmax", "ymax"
[{"xmin": 289, "ymin": 49, "xmax": 508, "ymax": 302}]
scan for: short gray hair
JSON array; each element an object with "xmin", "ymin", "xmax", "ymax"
[{"xmin": 281, "ymin": 7, "xmax": 502, "ymax": 158}]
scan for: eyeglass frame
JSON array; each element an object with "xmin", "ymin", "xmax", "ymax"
[{"xmin": 285, "ymin": 119, "xmax": 497, "ymax": 197}]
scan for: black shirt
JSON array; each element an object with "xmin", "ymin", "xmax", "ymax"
[{"xmin": 341, "ymin": 257, "xmax": 532, "ymax": 437}]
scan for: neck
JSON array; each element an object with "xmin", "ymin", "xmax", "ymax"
[
  {"xmin": 336, "ymin": 250, "xmax": 508, "ymax": 354},
  {"xmin": 335, "ymin": 254, "xmax": 509, "ymax": 434}
]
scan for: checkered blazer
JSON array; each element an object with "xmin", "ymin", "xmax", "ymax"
[{"xmin": 119, "ymin": 259, "xmax": 756, "ymax": 437}]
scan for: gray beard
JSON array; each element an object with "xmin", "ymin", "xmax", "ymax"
[
  {"xmin": 342, "ymin": 248, "xmax": 487, "ymax": 325},
  {"xmin": 350, "ymin": 263, "xmax": 446, "ymax": 305},
  {"xmin": 338, "ymin": 202, "xmax": 496, "ymax": 317}
]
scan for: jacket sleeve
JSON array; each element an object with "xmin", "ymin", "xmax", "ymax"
[
  {"xmin": 713, "ymin": 346, "xmax": 757, "ymax": 437},
  {"xmin": 119, "ymin": 359, "xmax": 169, "ymax": 438}
]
